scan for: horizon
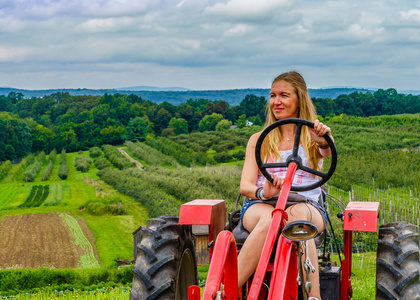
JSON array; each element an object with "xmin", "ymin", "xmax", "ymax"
[{"xmin": 1, "ymin": 85, "xmax": 419, "ymax": 95}]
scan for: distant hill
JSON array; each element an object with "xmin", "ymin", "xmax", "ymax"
[
  {"xmin": 115, "ymin": 86, "xmax": 190, "ymax": 91},
  {"xmin": 1, "ymin": 86, "xmax": 418, "ymax": 106}
]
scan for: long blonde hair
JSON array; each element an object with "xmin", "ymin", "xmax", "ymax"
[{"xmin": 261, "ymin": 71, "xmax": 323, "ymax": 171}]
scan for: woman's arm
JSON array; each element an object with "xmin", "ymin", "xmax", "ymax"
[
  {"xmin": 240, "ymin": 132, "xmax": 284, "ymax": 199},
  {"xmin": 240, "ymin": 133, "xmax": 261, "ymax": 199},
  {"xmin": 310, "ymin": 119, "xmax": 334, "ymax": 158}
]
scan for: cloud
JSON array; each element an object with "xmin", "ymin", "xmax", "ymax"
[{"xmin": 0, "ymin": 0, "xmax": 419, "ymax": 90}]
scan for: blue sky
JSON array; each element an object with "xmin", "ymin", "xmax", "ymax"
[{"xmin": 0, "ymin": 0, "xmax": 419, "ymax": 91}]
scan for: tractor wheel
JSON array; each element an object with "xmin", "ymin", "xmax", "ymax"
[
  {"xmin": 376, "ymin": 222, "xmax": 419, "ymax": 300},
  {"xmin": 130, "ymin": 215, "xmax": 198, "ymax": 300}
]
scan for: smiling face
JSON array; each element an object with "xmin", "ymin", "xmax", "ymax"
[{"xmin": 269, "ymin": 80, "xmax": 300, "ymax": 120}]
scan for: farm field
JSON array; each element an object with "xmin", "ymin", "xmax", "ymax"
[
  {"xmin": 0, "ymin": 151, "xmax": 149, "ymax": 271},
  {"xmin": 0, "ymin": 212, "xmax": 99, "ymax": 269}
]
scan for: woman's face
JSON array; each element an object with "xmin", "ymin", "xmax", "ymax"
[{"xmin": 269, "ymin": 80, "xmax": 299, "ymax": 120}]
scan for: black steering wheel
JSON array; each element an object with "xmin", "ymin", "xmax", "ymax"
[{"xmin": 255, "ymin": 118, "xmax": 337, "ymax": 192}]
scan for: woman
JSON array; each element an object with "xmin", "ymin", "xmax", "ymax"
[{"xmin": 238, "ymin": 71, "xmax": 333, "ymax": 300}]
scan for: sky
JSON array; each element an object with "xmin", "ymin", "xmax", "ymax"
[{"xmin": 0, "ymin": 0, "xmax": 419, "ymax": 91}]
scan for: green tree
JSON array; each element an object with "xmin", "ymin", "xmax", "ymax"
[
  {"xmin": 153, "ymin": 108, "xmax": 172, "ymax": 134},
  {"xmin": 198, "ymin": 113, "xmax": 224, "ymax": 132},
  {"xmin": 215, "ymin": 119, "xmax": 232, "ymax": 131},
  {"xmin": 100, "ymin": 126, "xmax": 125, "ymax": 145},
  {"xmin": 238, "ymin": 94, "xmax": 267, "ymax": 120},
  {"xmin": 168, "ymin": 117, "xmax": 188, "ymax": 135},
  {"xmin": 123, "ymin": 117, "xmax": 149, "ymax": 142},
  {"xmin": 32, "ymin": 124, "xmax": 55, "ymax": 152},
  {"xmin": 235, "ymin": 114, "xmax": 247, "ymax": 128}
]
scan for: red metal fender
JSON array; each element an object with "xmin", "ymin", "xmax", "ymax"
[
  {"xmin": 344, "ymin": 201, "xmax": 380, "ymax": 232},
  {"xmin": 201, "ymin": 230, "xmax": 238, "ymax": 300},
  {"xmin": 179, "ymin": 199, "xmax": 226, "ymax": 262},
  {"xmin": 341, "ymin": 201, "xmax": 380, "ymax": 299}
]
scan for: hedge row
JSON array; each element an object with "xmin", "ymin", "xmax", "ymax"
[
  {"xmin": 58, "ymin": 149, "xmax": 69, "ymax": 180},
  {"xmin": 101, "ymin": 145, "xmax": 135, "ymax": 170},
  {"xmin": 9, "ymin": 154, "xmax": 35, "ymax": 180},
  {"xmin": 42, "ymin": 149, "xmax": 57, "ymax": 181},
  {"xmin": 80, "ymin": 197, "xmax": 128, "ymax": 216},
  {"xmin": 93, "ymin": 157, "xmax": 110, "ymax": 170},
  {"xmin": 96, "ymin": 167, "xmax": 182, "ymax": 218},
  {"xmin": 0, "ymin": 267, "xmax": 132, "ymax": 295},
  {"xmin": 144, "ymin": 136, "xmax": 214, "ymax": 166},
  {"xmin": 74, "ymin": 156, "xmax": 92, "ymax": 173},
  {"xmin": 23, "ymin": 152, "xmax": 46, "ymax": 182},
  {"xmin": 125, "ymin": 141, "xmax": 177, "ymax": 167},
  {"xmin": 0, "ymin": 160, "xmax": 12, "ymax": 182},
  {"xmin": 89, "ymin": 147, "xmax": 102, "ymax": 159}
]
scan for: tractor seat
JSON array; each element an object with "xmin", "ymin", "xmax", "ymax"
[{"xmin": 232, "ymin": 192, "xmax": 328, "ymax": 250}]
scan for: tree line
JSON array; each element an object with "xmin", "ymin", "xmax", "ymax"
[{"xmin": 0, "ymin": 88, "xmax": 419, "ymax": 161}]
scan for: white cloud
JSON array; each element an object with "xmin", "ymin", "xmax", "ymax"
[{"xmin": 0, "ymin": 0, "xmax": 419, "ymax": 90}]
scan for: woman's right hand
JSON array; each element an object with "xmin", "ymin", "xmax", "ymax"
[{"xmin": 262, "ymin": 174, "xmax": 284, "ymax": 198}]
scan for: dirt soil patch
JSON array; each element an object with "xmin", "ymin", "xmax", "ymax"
[{"xmin": 0, "ymin": 212, "xmax": 99, "ymax": 269}]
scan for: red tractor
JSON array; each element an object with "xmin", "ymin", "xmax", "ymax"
[{"xmin": 130, "ymin": 119, "xmax": 420, "ymax": 300}]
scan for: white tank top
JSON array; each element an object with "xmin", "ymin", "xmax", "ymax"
[{"xmin": 256, "ymin": 144, "xmax": 322, "ymax": 202}]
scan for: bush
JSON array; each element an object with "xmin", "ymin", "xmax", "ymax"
[
  {"xmin": 89, "ymin": 147, "xmax": 102, "ymax": 158},
  {"xmin": 74, "ymin": 156, "xmax": 92, "ymax": 172},
  {"xmin": 0, "ymin": 267, "xmax": 132, "ymax": 295},
  {"xmin": 0, "ymin": 160, "xmax": 12, "ymax": 181},
  {"xmin": 23, "ymin": 152, "xmax": 46, "ymax": 182},
  {"xmin": 58, "ymin": 149, "xmax": 69, "ymax": 180},
  {"xmin": 101, "ymin": 145, "xmax": 135, "ymax": 170},
  {"xmin": 94, "ymin": 157, "xmax": 110, "ymax": 170},
  {"xmin": 213, "ymin": 152, "xmax": 233, "ymax": 163},
  {"xmin": 80, "ymin": 197, "xmax": 127, "ymax": 215},
  {"xmin": 232, "ymin": 149, "xmax": 245, "ymax": 160}
]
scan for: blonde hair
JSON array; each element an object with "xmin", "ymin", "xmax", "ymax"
[{"xmin": 261, "ymin": 71, "xmax": 323, "ymax": 171}]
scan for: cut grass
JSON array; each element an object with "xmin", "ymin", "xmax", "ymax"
[{"xmin": 59, "ymin": 213, "xmax": 100, "ymax": 269}]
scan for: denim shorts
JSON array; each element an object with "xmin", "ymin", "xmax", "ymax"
[{"xmin": 240, "ymin": 197, "xmax": 328, "ymax": 228}]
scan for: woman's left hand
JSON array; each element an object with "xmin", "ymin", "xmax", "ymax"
[{"xmin": 309, "ymin": 119, "xmax": 331, "ymax": 146}]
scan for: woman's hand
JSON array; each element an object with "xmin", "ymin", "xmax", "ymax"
[
  {"xmin": 310, "ymin": 119, "xmax": 333, "ymax": 157},
  {"xmin": 309, "ymin": 119, "xmax": 331, "ymax": 146},
  {"xmin": 263, "ymin": 174, "xmax": 284, "ymax": 198}
]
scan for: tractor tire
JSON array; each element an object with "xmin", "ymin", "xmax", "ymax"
[
  {"xmin": 130, "ymin": 215, "xmax": 198, "ymax": 300},
  {"xmin": 376, "ymin": 222, "xmax": 420, "ymax": 300}
]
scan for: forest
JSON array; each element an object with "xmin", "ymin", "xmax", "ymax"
[{"xmin": 0, "ymin": 88, "xmax": 419, "ymax": 163}]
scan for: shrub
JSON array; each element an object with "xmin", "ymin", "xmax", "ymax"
[
  {"xmin": 101, "ymin": 145, "xmax": 135, "ymax": 170},
  {"xmin": 23, "ymin": 152, "xmax": 46, "ymax": 182},
  {"xmin": 89, "ymin": 147, "xmax": 102, "ymax": 158},
  {"xmin": 213, "ymin": 152, "xmax": 233, "ymax": 163},
  {"xmin": 42, "ymin": 161, "xmax": 54, "ymax": 181},
  {"xmin": 80, "ymin": 197, "xmax": 127, "ymax": 215},
  {"xmin": 58, "ymin": 149, "xmax": 69, "ymax": 180},
  {"xmin": 0, "ymin": 267, "xmax": 132, "ymax": 294},
  {"xmin": 0, "ymin": 160, "xmax": 12, "ymax": 181},
  {"xmin": 58, "ymin": 164, "xmax": 69, "ymax": 180},
  {"xmin": 74, "ymin": 156, "xmax": 92, "ymax": 173},
  {"xmin": 93, "ymin": 157, "xmax": 110, "ymax": 170},
  {"xmin": 232, "ymin": 149, "xmax": 245, "ymax": 160}
]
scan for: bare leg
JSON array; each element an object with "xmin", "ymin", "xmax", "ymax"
[
  {"xmin": 285, "ymin": 203, "xmax": 325, "ymax": 299},
  {"xmin": 237, "ymin": 203, "xmax": 274, "ymax": 288}
]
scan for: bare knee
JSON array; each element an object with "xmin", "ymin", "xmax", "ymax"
[
  {"xmin": 253, "ymin": 217, "xmax": 272, "ymax": 235},
  {"xmin": 285, "ymin": 204, "xmax": 311, "ymax": 223}
]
